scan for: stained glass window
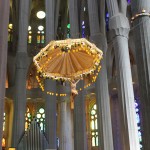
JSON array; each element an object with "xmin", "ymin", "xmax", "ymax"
[
  {"xmin": 37, "ymin": 31, "xmax": 45, "ymax": 44},
  {"xmin": 28, "ymin": 32, "xmax": 32, "ymax": 44},
  {"xmin": 2, "ymin": 138, "xmax": 5, "ymax": 148},
  {"xmin": 2, "ymin": 113, "xmax": 6, "ymax": 148},
  {"xmin": 8, "ymin": 23, "xmax": 13, "ymax": 42},
  {"xmin": 36, "ymin": 108, "xmax": 45, "ymax": 132},
  {"xmin": 106, "ymin": 12, "xmax": 109, "ymax": 31},
  {"xmin": 67, "ymin": 24, "xmax": 70, "ymax": 38},
  {"xmin": 90, "ymin": 104, "xmax": 99, "ymax": 147},
  {"xmin": 81, "ymin": 21, "xmax": 85, "ymax": 38},
  {"xmin": 37, "ymin": 34, "xmax": 41, "ymax": 44},
  {"xmin": 25, "ymin": 108, "xmax": 32, "ymax": 131},
  {"xmin": 3, "ymin": 113, "xmax": 5, "ymax": 131},
  {"xmin": 127, "ymin": 0, "xmax": 131, "ymax": 4},
  {"xmin": 135, "ymin": 99, "xmax": 143, "ymax": 149}
]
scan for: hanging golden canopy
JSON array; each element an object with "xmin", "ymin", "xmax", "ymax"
[{"xmin": 33, "ymin": 38, "xmax": 103, "ymax": 82}]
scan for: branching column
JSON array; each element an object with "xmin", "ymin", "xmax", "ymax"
[
  {"xmin": 131, "ymin": 1, "xmax": 150, "ymax": 149},
  {"xmin": 87, "ymin": 0, "xmax": 114, "ymax": 149},
  {"xmin": 45, "ymin": 0, "xmax": 57, "ymax": 149},
  {"xmin": 12, "ymin": 0, "xmax": 30, "ymax": 147},
  {"xmin": 106, "ymin": 0, "xmax": 140, "ymax": 149},
  {"xmin": 0, "ymin": 0, "xmax": 9, "ymax": 150}
]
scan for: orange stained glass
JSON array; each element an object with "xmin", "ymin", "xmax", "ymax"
[{"xmin": 2, "ymin": 138, "xmax": 5, "ymax": 147}]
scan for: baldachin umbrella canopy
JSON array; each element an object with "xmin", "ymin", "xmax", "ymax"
[{"xmin": 33, "ymin": 38, "xmax": 103, "ymax": 82}]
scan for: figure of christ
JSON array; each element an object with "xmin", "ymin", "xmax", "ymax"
[{"xmin": 69, "ymin": 79, "xmax": 80, "ymax": 109}]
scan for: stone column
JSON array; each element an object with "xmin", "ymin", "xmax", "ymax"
[
  {"xmin": 106, "ymin": 0, "xmax": 140, "ymax": 149},
  {"xmin": 44, "ymin": 80, "xmax": 57, "ymax": 149},
  {"xmin": 87, "ymin": 0, "xmax": 114, "ymax": 149},
  {"xmin": 59, "ymin": 101, "xmax": 73, "ymax": 150},
  {"xmin": 58, "ymin": 83, "xmax": 74, "ymax": 150},
  {"xmin": 12, "ymin": 0, "xmax": 30, "ymax": 147},
  {"xmin": 45, "ymin": 0, "xmax": 57, "ymax": 149},
  {"xmin": 110, "ymin": 93, "xmax": 123, "ymax": 150},
  {"xmin": 131, "ymin": 1, "xmax": 150, "ymax": 149},
  {"xmin": 69, "ymin": 0, "xmax": 88, "ymax": 149},
  {"xmin": 74, "ymin": 81, "xmax": 88, "ymax": 150},
  {"xmin": 55, "ymin": 0, "xmax": 60, "ymax": 34},
  {"xmin": 0, "ymin": 0, "xmax": 9, "ymax": 149},
  {"xmin": 69, "ymin": 0, "xmax": 80, "ymax": 38}
]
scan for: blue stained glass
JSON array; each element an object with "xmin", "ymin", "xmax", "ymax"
[
  {"xmin": 135, "ymin": 102, "xmax": 138, "ymax": 107},
  {"xmin": 136, "ymin": 115, "xmax": 140, "ymax": 124},
  {"xmin": 135, "ymin": 98, "xmax": 142, "ymax": 149},
  {"xmin": 127, "ymin": 0, "xmax": 131, "ymax": 4},
  {"xmin": 81, "ymin": 20, "xmax": 86, "ymax": 38},
  {"xmin": 105, "ymin": 12, "xmax": 109, "ymax": 31},
  {"xmin": 106, "ymin": 13, "xmax": 109, "ymax": 18},
  {"xmin": 82, "ymin": 21, "xmax": 85, "ymax": 25},
  {"xmin": 136, "ymin": 108, "xmax": 139, "ymax": 112}
]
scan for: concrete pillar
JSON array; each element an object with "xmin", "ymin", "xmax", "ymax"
[
  {"xmin": 45, "ymin": 0, "xmax": 55, "ymax": 42},
  {"xmin": 45, "ymin": 0, "xmax": 57, "ymax": 149},
  {"xmin": 69, "ymin": 0, "xmax": 88, "ymax": 149},
  {"xmin": 69, "ymin": 0, "xmax": 80, "ymax": 38},
  {"xmin": 74, "ymin": 81, "xmax": 88, "ymax": 150},
  {"xmin": 87, "ymin": 0, "xmax": 114, "ymax": 149},
  {"xmin": 12, "ymin": 0, "xmax": 30, "ymax": 147},
  {"xmin": 44, "ymin": 79, "xmax": 57, "ymax": 149},
  {"xmin": 0, "ymin": 0, "xmax": 9, "ymax": 149},
  {"xmin": 58, "ymin": 84, "xmax": 74, "ymax": 150},
  {"xmin": 106, "ymin": 0, "xmax": 140, "ymax": 149},
  {"xmin": 110, "ymin": 93, "xmax": 123, "ymax": 150},
  {"xmin": 131, "ymin": 1, "xmax": 150, "ymax": 149},
  {"xmin": 59, "ymin": 91, "xmax": 74, "ymax": 150}
]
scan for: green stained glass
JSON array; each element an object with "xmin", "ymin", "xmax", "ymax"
[
  {"xmin": 91, "ymin": 110, "xmax": 96, "ymax": 115},
  {"xmin": 40, "ymin": 122, "xmax": 43, "ymax": 130},
  {"xmin": 95, "ymin": 119, "xmax": 98, "ymax": 129},
  {"xmin": 94, "ymin": 104, "xmax": 97, "ymax": 110},
  {"xmin": 92, "ymin": 137, "xmax": 95, "ymax": 146},
  {"xmin": 91, "ymin": 120, "xmax": 95, "ymax": 130},
  {"xmin": 41, "ymin": 35, "xmax": 44, "ymax": 44},
  {"xmin": 27, "ymin": 113, "xmax": 31, "ymax": 117},
  {"xmin": 37, "ymin": 114, "xmax": 41, "ymax": 118},
  {"xmin": 36, "ymin": 108, "xmax": 45, "ymax": 132},
  {"xmin": 96, "ymin": 136, "xmax": 98, "ymax": 146},
  {"xmin": 67, "ymin": 24, "xmax": 70, "ymax": 29},
  {"xmin": 42, "ymin": 114, "xmax": 45, "ymax": 118},
  {"xmin": 39, "ymin": 108, "xmax": 44, "ymax": 113},
  {"xmin": 90, "ymin": 104, "xmax": 99, "ymax": 147}
]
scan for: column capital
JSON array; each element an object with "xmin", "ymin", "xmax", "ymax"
[
  {"xmin": 16, "ymin": 52, "xmax": 28, "ymax": 69},
  {"xmin": 109, "ymin": 13, "xmax": 130, "ymax": 39}
]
